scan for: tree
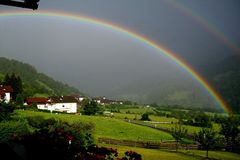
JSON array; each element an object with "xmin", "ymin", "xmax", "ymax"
[
  {"xmin": 194, "ymin": 113, "xmax": 212, "ymax": 128},
  {"xmin": 3, "ymin": 73, "xmax": 10, "ymax": 85},
  {"xmin": 16, "ymin": 94, "xmax": 24, "ymax": 106},
  {"xmin": 194, "ymin": 127, "xmax": 217, "ymax": 158},
  {"xmin": 83, "ymin": 100, "xmax": 100, "ymax": 115},
  {"xmin": 0, "ymin": 102, "xmax": 15, "ymax": 121},
  {"xmin": 3, "ymin": 73, "xmax": 23, "ymax": 100},
  {"xmin": 220, "ymin": 115, "xmax": 240, "ymax": 152},
  {"xmin": 140, "ymin": 113, "xmax": 151, "ymax": 121},
  {"xmin": 170, "ymin": 123, "xmax": 187, "ymax": 151}
]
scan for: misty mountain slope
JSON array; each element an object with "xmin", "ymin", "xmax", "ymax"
[
  {"xmin": 0, "ymin": 57, "xmax": 80, "ymax": 97},
  {"xmin": 203, "ymin": 55, "xmax": 240, "ymax": 113},
  {"xmin": 108, "ymin": 73, "xmax": 216, "ymax": 108}
]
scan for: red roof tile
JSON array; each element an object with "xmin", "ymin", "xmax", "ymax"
[
  {"xmin": 26, "ymin": 97, "xmax": 48, "ymax": 104},
  {"xmin": 0, "ymin": 85, "xmax": 14, "ymax": 92}
]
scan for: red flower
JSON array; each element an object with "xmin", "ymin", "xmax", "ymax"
[{"xmin": 66, "ymin": 134, "xmax": 74, "ymax": 141}]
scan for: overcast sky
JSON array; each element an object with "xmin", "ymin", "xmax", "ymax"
[{"xmin": 0, "ymin": 0, "xmax": 240, "ymax": 101}]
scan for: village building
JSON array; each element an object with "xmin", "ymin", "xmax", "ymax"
[
  {"xmin": 0, "ymin": 85, "xmax": 14, "ymax": 103},
  {"xmin": 48, "ymin": 96, "xmax": 78, "ymax": 113},
  {"xmin": 93, "ymin": 97, "xmax": 123, "ymax": 105},
  {"xmin": 26, "ymin": 97, "xmax": 49, "ymax": 110},
  {"xmin": 25, "ymin": 96, "xmax": 78, "ymax": 113},
  {"xmin": 71, "ymin": 94, "xmax": 86, "ymax": 103}
]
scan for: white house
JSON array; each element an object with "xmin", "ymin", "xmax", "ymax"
[
  {"xmin": 48, "ymin": 96, "xmax": 78, "ymax": 113},
  {"xmin": 0, "ymin": 85, "xmax": 14, "ymax": 103},
  {"xmin": 71, "ymin": 94, "xmax": 86, "ymax": 103},
  {"xmin": 92, "ymin": 97, "xmax": 123, "ymax": 105},
  {"xmin": 26, "ymin": 97, "xmax": 49, "ymax": 110}
]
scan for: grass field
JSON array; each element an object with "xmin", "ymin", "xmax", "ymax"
[
  {"xmin": 179, "ymin": 150, "xmax": 240, "ymax": 160},
  {"xmin": 99, "ymin": 144, "xmax": 199, "ymax": 160},
  {"xmin": 13, "ymin": 110, "xmax": 240, "ymax": 160},
  {"xmin": 113, "ymin": 112, "xmax": 178, "ymax": 123},
  {"xmin": 111, "ymin": 112, "xmax": 220, "ymax": 134},
  {"xmin": 99, "ymin": 144, "xmax": 240, "ymax": 160},
  {"xmin": 152, "ymin": 123, "xmax": 221, "ymax": 134},
  {"xmin": 15, "ymin": 110, "xmax": 173, "ymax": 141},
  {"xmin": 120, "ymin": 107, "xmax": 155, "ymax": 114}
]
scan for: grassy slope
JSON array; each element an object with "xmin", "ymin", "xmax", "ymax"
[
  {"xmin": 153, "ymin": 123, "xmax": 220, "ymax": 134},
  {"xmin": 14, "ymin": 110, "xmax": 240, "ymax": 160},
  {"xmin": 16, "ymin": 110, "xmax": 173, "ymax": 141},
  {"xmin": 113, "ymin": 112, "xmax": 178, "ymax": 123},
  {"xmin": 179, "ymin": 150, "xmax": 240, "ymax": 160},
  {"xmin": 100, "ymin": 144, "xmax": 240, "ymax": 160}
]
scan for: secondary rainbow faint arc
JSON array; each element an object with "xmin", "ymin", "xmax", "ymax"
[
  {"xmin": 166, "ymin": 0, "xmax": 240, "ymax": 54},
  {"xmin": 0, "ymin": 10, "xmax": 231, "ymax": 113}
]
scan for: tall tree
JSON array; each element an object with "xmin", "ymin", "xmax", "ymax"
[
  {"xmin": 16, "ymin": 94, "xmax": 24, "ymax": 106},
  {"xmin": 3, "ymin": 73, "xmax": 23, "ymax": 100},
  {"xmin": 170, "ymin": 123, "xmax": 187, "ymax": 151},
  {"xmin": 83, "ymin": 100, "xmax": 100, "ymax": 115},
  {"xmin": 3, "ymin": 73, "xmax": 10, "ymax": 85},
  {"xmin": 0, "ymin": 102, "xmax": 15, "ymax": 121},
  {"xmin": 220, "ymin": 115, "xmax": 240, "ymax": 152},
  {"xmin": 194, "ymin": 128, "xmax": 217, "ymax": 158}
]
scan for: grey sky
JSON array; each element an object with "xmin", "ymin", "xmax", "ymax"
[{"xmin": 0, "ymin": 0, "xmax": 239, "ymax": 106}]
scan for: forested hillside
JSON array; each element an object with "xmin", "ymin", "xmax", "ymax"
[
  {"xmin": 202, "ymin": 55, "xmax": 240, "ymax": 113},
  {"xmin": 0, "ymin": 57, "xmax": 80, "ymax": 97}
]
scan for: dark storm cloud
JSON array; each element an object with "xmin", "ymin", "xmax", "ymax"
[{"xmin": 0, "ymin": 0, "xmax": 239, "ymax": 105}]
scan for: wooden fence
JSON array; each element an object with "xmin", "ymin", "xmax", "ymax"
[
  {"xmin": 98, "ymin": 137, "xmax": 198, "ymax": 150},
  {"xmin": 124, "ymin": 120, "xmax": 194, "ymax": 139}
]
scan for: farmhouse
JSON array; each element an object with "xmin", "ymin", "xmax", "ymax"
[
  {"xmin": 71, "ymin": 94, "xmax": 86, "ymax": 103},
  {"xmin": 48, "ymin": 96, "xmax": 78, "ymax": 113},
  {"xmin": 93, "ymin": 97, "xmax": 123, "ymax": 105},
  {"xmin": 0, "ymin": 85, "xmax": 14, "ymax": 103},
  {"xmin": 26, "ymin": 97, "xmax": 49, "ymax": 110}
]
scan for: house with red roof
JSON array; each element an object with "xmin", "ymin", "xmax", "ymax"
[
  {"xmin": 26, "ymin": 96, "xmax": 78, "ymax": 113},
  {"xmin": 26, "ymin": 97, "xmax": 49, "ymax": 110},
  {"xmin": 48, "ymin": 96, "xmax": 78, "ymax": 113},
  {"xmin": 0, "ymin": 85, "xmax": 14, "ymax": 103}
]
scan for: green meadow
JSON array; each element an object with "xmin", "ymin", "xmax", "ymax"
[
  {"xmin": 15, "ymin": 110, "xmax": 173, "ymax": 141},
  {"xmin": 14, "ymin": 110, "xmax": 240, "ymax": 160},
  {"xmin": 113, "ymin": 112, "xmax": 178, "ymax": 123},
  {"xmin": 100, "ymin": 144, "xmax": 240, "ymax": 160}
]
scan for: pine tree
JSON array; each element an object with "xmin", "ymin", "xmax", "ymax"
[{"xmin": 3, "ymin": 73, "xmax": 23, "ymax": 100}]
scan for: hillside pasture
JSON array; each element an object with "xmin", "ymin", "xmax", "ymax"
[
  {"xmin": 15, "ymin": 110, "xmax": 173, "ymax": 141},
  {"xmin": 112, "ymin": 112, "xmax": 178, "ymax": 123}
]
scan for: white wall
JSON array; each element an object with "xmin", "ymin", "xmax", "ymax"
[
  {"xmin": 4, "ymin": 93, "xmax": 11, "ymax": 103},
  {"xmin": 37, "ymin": 104, "xmax": 48, "ymax": 110},
  {"xmin": 50, "ymin": 102, "xmax": 77, "ymax": 113}
]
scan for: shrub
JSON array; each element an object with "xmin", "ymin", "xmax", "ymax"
[
  {"xmin": 0, "ymin": 102, "xmax": 15, "ymax": 121},
  {"xmin": 0, "ymin": 119, "xmax": 30, "ymax": 143},
  {"xmin": 122, "ymin": 150, "xmax": 142, "ymax": 160},
  {"xmin": 140, "ymin": 113, "xmax": 151, "ymax": 121}
]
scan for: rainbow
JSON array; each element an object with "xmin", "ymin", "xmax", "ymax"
[
  {"xmin": 0, "ymin": 10, "xmax": 232, "ymax": 113},
  {"xmin": 166, "ymin": 0, "xmax": 240, "ymax": 54}
]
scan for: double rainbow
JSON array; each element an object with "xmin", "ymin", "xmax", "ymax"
[{"xmin": 0, "ymin": 10, "xmax": 231, "ymax": 113}]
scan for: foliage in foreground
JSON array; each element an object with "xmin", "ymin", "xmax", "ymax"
[{"xmin": 0, "ymin": 115, "xmax": 142, "ymax": 160}]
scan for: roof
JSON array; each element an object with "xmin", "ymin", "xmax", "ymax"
[
  {"xmin": 26, "ymin": 97, "xmax": 49, "ymax": 104},
  {"xmin": 49, "ymin": 96, "xmax": 78, "ymax": 103},
  {"xmin": 71, "ymin": 94, "xmax": 85, "ymax": 98},
  {"xmin": 0, "ymin": 85, "xmax": 14, "ymax": 93}
]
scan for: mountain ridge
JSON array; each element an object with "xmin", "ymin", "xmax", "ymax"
[{"xmin": 0, "ymin": 57, "xmax": 80, "ymax": 98}]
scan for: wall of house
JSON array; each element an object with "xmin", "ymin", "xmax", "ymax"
[
  {"xmin": 50, "ymin": 102, "xmax": 77, "ymax": 113},
  {"xmin": 37, "ymin": 104, "xmax": 48, "ymax": 110},
  {"xmin": 4, "ymin": 93, "xmax": 11, "ymax": 103}
]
